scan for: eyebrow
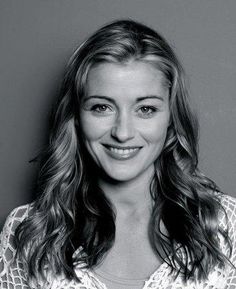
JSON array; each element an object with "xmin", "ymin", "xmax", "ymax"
[
  {"xmin": 83, "ymin": 95, "xmax": 164, "ymax": 103},
  {"xmin": 137, "ymin": 95, "xmax": 164, "ymax": 102}
]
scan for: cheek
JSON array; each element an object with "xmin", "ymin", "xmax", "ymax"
[
  {"xmin": 139, "ymin": 118, "xmax": 169, "ymax": 144},
  {"xmin": 80, "ymin": 114, "xmax": 112, "ymax": 141}
]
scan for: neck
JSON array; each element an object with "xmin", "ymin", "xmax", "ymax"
[{"xmin": 98, "ymin": 166, "xmax": 155, "ymax": 217}]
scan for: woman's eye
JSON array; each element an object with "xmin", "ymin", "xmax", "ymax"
[
  {"xmin": 91, "ymin": 104, "xmax": 113, "ymax": 114},
  {"xmin": 138, "ymin": 106, "xmax": 157, "ymax": 117}
]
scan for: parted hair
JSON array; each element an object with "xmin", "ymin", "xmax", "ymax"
[{"xmin": 15, "ymin": 19, "xmax": 231, "ymax": 283}]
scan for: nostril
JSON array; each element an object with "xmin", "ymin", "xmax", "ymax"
[
  {"xmin": 111, "ymin": 123, "xmax": 135, "ymax": 142},
  {"xmin": 110, "ymin": 113, "xmax": 135, "ymax": 142}
]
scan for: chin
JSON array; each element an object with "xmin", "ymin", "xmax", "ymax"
[
  {"xmin": 106, "ymin": 167, "xmax": 149, "ymax": 183},
  {"xmin": 100, "ymin": 167, "xmax": 137, "ymax": 183}
]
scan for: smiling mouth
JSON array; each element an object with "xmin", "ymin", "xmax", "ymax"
[{"xmin": 103, "ymin": 145, "xmax": 142, "ymax": 160}]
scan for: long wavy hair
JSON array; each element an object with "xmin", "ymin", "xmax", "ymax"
[{"xmin": 15, "ymin": 19, "xmax": 231, "ymax": 283}]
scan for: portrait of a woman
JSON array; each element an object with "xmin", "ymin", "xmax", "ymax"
[{"xmin": 0, "ymin": 19, "xmax": 236, "ymax": 289}]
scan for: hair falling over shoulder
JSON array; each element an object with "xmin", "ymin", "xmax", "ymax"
[{"xmin": 14, "ymin": 19, "xmax": 232, "ymax": 284}]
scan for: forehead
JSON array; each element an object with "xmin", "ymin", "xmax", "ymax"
[{"xmin": 86, "ymin": 61, "xmax": 169, "ymax": 99}]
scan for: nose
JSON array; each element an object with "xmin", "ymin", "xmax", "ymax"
[{"xmin": 111, "ymin": 112, "xmax": 135, "ymax": 142}]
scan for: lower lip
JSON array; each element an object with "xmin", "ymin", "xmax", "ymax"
[{"xmin": 104, "ymin": 146, "xmax": 141, "ymax": 160}]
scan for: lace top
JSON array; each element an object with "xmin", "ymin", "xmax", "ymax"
[{"xmin": 1, "ymin": 194, "xmax": 236, "ymax": 289}]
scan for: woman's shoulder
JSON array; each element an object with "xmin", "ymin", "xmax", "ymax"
[
  {"xmin": 214, "ymin": 193, "xmax": 236, "ymax": 257},
  {"xmin": 206, "ymin": 190, "xmax": 236, "ymax": 208},
  {"xmin": 5, "ymin": 202, "xmax": 32, "ymax": 219},
  {"xmin": 1, "ymin": 203, "xmax": 33, "ymax": 233},
  {"xmin": 215, "ymin": 193, "xmax": 236, "ymax": 225},
  {"xmin": 208, "ymin": 192, "xmax": 236, "ymax": 233},
  {"xmin": 217, "ymin": 192, "xmax": 236, "ymax": 207},
  {"xmin": 0, "ymin": 203, "xmax": 34, "ymax": 286},
  {"xmin": 0, "ymin": 203, "xmax": 33, "ymax": 258}
]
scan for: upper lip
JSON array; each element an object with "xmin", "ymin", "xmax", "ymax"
[{"xmin": 103, "ymin": 144, "xmax": 142, "ymax": 149}]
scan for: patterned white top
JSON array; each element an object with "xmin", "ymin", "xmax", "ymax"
[{"xmin": 1, "ymin": 194, "xmax": 236, "ymax": 289}]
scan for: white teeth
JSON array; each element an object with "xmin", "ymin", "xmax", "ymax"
[{"xmin": 109, "ymin": 147, "xmax": 138, "ymax": 155}]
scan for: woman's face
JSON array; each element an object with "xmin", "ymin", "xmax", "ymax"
[{"xmin": 80, "ymin": 61, "xmax": 170, "ymax": 182}]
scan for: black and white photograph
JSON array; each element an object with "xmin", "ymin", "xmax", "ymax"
[{"xmin": 0, "ymin": 1, "xmax": 236, "ymax": 288}]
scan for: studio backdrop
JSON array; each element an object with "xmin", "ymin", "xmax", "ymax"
[{"xmin": 0, "ymin": 0, "xmax": 235, "ymax": 228}]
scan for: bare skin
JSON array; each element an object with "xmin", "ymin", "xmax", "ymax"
[
  {"xmin": 95, "ymin": 166, "xmax": 163, "ymax": 279},
  {"xmin": 80, "ymin": 61, "xmax": 170, "ymax": 280}
]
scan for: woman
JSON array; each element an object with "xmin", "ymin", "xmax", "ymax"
[{"xmin": 0, "ymin": 19, "xmax": 236, "ymax": 289}]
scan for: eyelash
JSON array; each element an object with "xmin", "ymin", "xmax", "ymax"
[
  {"xmin": 91, "ymin": 104, "xmax": 112, "ymax": 113},
  {"xmin": 90, "ymin": 104, "xmax": 158, "ymax": 117},
  {"xmin": 137, "ymin": 106, "xmax": 158, "ymax": 116}
]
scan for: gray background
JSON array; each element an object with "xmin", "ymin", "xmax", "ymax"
[{"xmin": 0, "ymin": 0, "xmax": 235, "ymax": 228}]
